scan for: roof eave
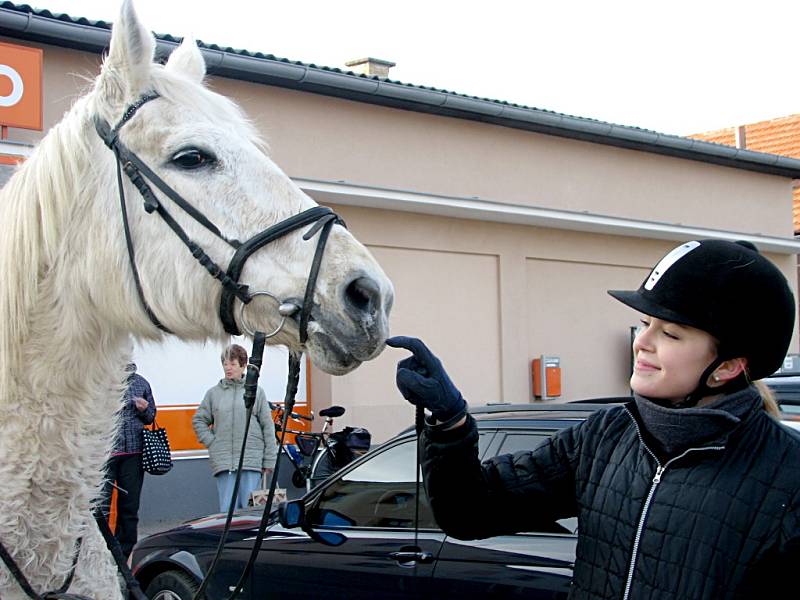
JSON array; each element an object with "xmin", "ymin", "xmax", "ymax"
[{"xmin": 3, "ymin": 4, "xmax": 800, "ymax": 179}]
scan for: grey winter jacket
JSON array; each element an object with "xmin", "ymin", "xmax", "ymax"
[{"xmin": 192, "ymin": 377, "xmax": 278, "ymax": 475}]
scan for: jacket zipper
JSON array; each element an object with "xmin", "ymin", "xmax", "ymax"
[{"xmin": 621, "ymin": 409, "xmax": 725, "ymax": 600}]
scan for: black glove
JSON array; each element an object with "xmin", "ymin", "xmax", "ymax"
[{"xmin": 385, "ymin": 336, "xmax": 466, "ymax": 423}]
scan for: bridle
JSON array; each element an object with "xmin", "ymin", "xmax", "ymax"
[
  {"xmin": 93, "ymin": 91, "xmax": 347, "ymax": 600},
  {"xmin": 93, "ymin": 91, "xmax": 345, "ymax": 340},
  {"xmin": 0, "ymin": 92, "xmax": 346, "ymax": 600}
]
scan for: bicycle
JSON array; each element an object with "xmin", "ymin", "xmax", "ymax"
[{"xmin": 270, "ymin": 402, "xmax": 345, "ymax": 489}]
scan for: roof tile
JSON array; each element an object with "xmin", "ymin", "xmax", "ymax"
[{"xmin": 691, "ymin": 115, "xmax": 800, "ymax": 233}]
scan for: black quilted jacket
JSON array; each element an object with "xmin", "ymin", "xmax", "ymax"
[{"xmin": 421, "ymin": 400, "xmax": 800, "ymax": 599}]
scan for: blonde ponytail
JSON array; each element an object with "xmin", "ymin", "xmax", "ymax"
[{"xmin": 754, "ymin": 380, "xmax": 781, "ymax": 418}]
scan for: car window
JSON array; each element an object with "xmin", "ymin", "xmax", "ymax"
[
  {"xmin": 477, "ymin": 431, "xmax": 493, "ymax": 457},
  {"xmin": 311, "ymin": 439, "xmax": 437, "ymax": 529},
  {"xmin": 492, "ymin": 430, "xmax": 578, "ymax": 534},
  {"xmin": 495, "ymin": 432, "xmax": 549, "ymax": 454}
]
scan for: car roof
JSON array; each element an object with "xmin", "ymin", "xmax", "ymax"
[
  {"xmin": 763, "ymin": 375, "xmax": 800, "ymax": 407},
  {"xmin": 395, "ymin": 398, "xmax": 629, "ymax": 435},
  {"xmin": 764, "ymin": 375, "xmax": 800, "ymax": 385}
]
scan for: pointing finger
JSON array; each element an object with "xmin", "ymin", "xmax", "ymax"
[{"xmin": 386, "ymin": 336, "xmax": 438, "ymax": 369}]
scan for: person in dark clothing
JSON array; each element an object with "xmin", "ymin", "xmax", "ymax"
[
  {"xmin": 310, "ymin": 426, "xmax": 371, "ymax": 486},
  {"xmin": 387, "ymin": 239, "xmax": 800, "ymax": 600},
  {"xmin": 100, "ymin": 363, "xmax": 156, "ymax": 560}
]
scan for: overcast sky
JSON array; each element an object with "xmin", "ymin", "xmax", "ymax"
[{"xmin": 25, "ymin": 0, "xmax": 800, "ymax": 136}]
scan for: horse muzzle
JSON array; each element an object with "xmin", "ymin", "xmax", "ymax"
[{"xmin": 279, "ymin": 272, "xmax": 393, "ymax": 374}]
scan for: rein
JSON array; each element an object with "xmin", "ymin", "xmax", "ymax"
[
  {"xmin": 0, "ymin": 92, "xmax": 345, "ymax": 600},
  {"xmin": 94, "ymin": 92, "xmax": 344, "ymax": 600},
  {"xmin": 193, "ymin": 337, "xmax": 303, "ymax": 600},
  {"xmin": 0, "ymin": 538, "xmax": 85, "ymax": 600}
]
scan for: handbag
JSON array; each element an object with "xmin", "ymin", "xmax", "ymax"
[
  {"xmin": 141, "ymin": 420, "xmax": 173, "ymax": 475},
  {"xmin": 249, "ymin": 473, "xmax": 286, "ymax": 507}
]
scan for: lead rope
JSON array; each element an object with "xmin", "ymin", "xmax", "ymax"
[
  {"xmin": 0, "ymin": 536, "xmax": 87, "ymax": 600},
  {"xmin": 192, "ymin": 332, "xmax": 266, "ymax": 600},
  {"xmin": 191, "ymin": 340, "xmax": 302, "ymax": 600},
  {"xmin": 191, "ymin": 193, "xmax": 333, "ymax": 599},
  {"xmin": 223, "ymin": 351, "xmax": 302, "ymax": 599},
  {"xmin": 92, "ymin": 509, "xmax": 148, "ymax": 600},
  {"xmin": 414, "ymin": 403, "xmax": 424, "ymax": 565},
  {"xmin": 0, "ymin": 483, "xmax": 151, "ymax": 599}
]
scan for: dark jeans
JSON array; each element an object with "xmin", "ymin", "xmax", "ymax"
[{"xmin": 101, "ymin": 453, "xmax": 144, "ymax": 559}]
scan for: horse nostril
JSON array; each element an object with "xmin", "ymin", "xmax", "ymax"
[{"xmin": 345, "ymin": 276, "xmax": 381, "ymax": 316}]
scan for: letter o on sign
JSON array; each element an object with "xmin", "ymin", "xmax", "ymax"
[
  {"xmin": 0, "ymin": 42, "xmax": 42, "ymax": 131},
  {"xmin": 0, "ymin": 64, "xmax": 25, "ymax": 108}
]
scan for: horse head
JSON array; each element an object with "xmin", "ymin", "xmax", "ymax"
[{"xmin": 88, "ymin": 0, "xmax": 394, "ymax": 374}]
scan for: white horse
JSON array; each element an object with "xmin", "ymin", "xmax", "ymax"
[{"xmin": 0, "ymin": 1, "xmax": 393, "ymax": 598}]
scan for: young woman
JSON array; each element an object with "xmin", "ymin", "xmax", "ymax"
[
  {"xmin": 387, "ymin": 239, "xmax": 800, "ymax": 599},
  {"xmin": 192, "ymin": 344, "xmax": 278, "ymax": 512}
]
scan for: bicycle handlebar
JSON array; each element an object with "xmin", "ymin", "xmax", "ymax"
[{"xmin": 269, "ymin": 401, "xmax": 314, "ymax": 422}]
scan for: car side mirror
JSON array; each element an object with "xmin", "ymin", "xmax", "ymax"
[
  {"xmin": 279, "ymin": 500, "xmax": 350, "ymax": 547},
  {"xmin": 278, "ymin": 500, "xmax": 305, "ymax": 529},
  {"xmin": 305, "ymin": 509, "xmax": 352, "ymax": 547}
]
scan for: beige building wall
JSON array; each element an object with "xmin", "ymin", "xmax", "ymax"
[
  {"xmin": 324, "ymin": 205, "xmax": 797, "ymax": 442},
  {"xmin": 4, "ymin": 39, "xmax": 798, "ymax": 442}
]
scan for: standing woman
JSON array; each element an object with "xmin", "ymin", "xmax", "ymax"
[
  {"xmin": 193, "ymin": 344, "xmax": 278, "ymax": 512},
  {"xmin": 101, "ymin": 362, "xmax": 156, "ymax": 560},
  {"xmin": 387, "ymin": 239, "xmax": 800, "ymax": 599}
]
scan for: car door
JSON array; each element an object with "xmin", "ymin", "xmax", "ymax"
[
  {"xmin": 250, "ymin": 437, "xmax": 445, "ymax": 598},
  {"xmin": 432, "ymin": 428, "xmax": 576, "ymax": 598}
]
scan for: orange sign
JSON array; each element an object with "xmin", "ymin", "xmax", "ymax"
[{"xmin": 0, "ymin": 42, "xmax": 43, "ymax": 131}]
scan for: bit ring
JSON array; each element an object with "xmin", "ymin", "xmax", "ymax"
[{"xmin": 238, "ymin": 291, "xmax": 287, "ymax": 338}]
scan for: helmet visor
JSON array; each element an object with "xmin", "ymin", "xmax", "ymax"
[{"xmin": 607, "ymin": 289, "xmax": 705, "ymax": 332}]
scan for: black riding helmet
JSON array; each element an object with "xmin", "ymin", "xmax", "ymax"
[{"xmin": 608, "ymin": 240, "xmax": 796, "ymax": 398}]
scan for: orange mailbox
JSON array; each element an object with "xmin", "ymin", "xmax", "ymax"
[{"xmin": 532, "ymin": 356, "xmax": 561, "ymax": 399}]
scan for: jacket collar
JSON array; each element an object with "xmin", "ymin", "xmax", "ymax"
[
  {"xmin": 631, "ymin": 385, "xmax": 762, "ymax": 458},
  {"xmin": 218, "ymin": 376, "xmax": 245, "ymax": 390}
]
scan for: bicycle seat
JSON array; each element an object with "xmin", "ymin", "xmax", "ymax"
[{"xmin": 319, "ymin": 405, "xmax": 345, "ymax": 418}]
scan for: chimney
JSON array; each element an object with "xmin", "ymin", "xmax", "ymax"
[
  {"xmin": 735, "ymin": 125, "xmax": 747, "ymax": 149},
  {"xmin": 345, "ymin": 57, "xmax": 396, "ymax": 78}
]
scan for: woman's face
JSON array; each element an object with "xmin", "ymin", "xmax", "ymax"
[
  {"xmin": 223, "ymin": 359, "xmax": 246, "ymax": 381},
  {"xmin": 630, "ymin": 315, "xmax": 718, "ymax": 404}
]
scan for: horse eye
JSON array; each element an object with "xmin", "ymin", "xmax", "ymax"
[{"xmin": 171, "ymin": 148, "xmax": 216, "ymax": 170}]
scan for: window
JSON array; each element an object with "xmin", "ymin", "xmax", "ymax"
[
  {"xmin": 496, "ymin": 432, "xmax": 549, "ymax": 455},
  {"xmin": 312, "ymin": 439, "xmax": 437, "ymax": 529},
  {"xmin": 493, "ymin": 430, "xmax": 577, "ymax": 534}
]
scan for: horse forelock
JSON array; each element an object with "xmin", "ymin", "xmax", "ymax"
[
  {"xmin": 93, "ymin": 60, "xmax": 267, "ymax": 153},
  {"xmin": 154, "ymin": 67, "xmax": 267, "ymax": 152}
]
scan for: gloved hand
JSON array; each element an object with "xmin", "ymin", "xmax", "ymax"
[{"xmin": 385, "ymin": 336, "xmax": 466, "ymax": 423}]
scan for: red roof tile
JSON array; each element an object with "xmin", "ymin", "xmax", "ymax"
[{"xmin": 691, "ymin": 115, "xmax": 800, "ymax": 233}]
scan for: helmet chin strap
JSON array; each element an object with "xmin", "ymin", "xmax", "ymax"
[{"xmin": 678, "ymin": 355, "xmax": 749, "ymax": 408}]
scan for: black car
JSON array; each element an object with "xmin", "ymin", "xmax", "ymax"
[
  {"xmin": 131, "ymin": 401, "xmax": 626, "ymax": 599},
  {"xmin": 764, "ymin": 374, "xmax": 800, "ymax": 420}
]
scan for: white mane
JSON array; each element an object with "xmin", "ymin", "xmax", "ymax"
[
  {"xmin": 0, "ymin": 98, "xmax": 92, "ymax": 397},
  {"xmin": 0, "ymin": 2, "xmax": 391, "ymax": 597},
  {"xmin": 0, "ymin": 64, "xmax": 268, "ymax": 397}
]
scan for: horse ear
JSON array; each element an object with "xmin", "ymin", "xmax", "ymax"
[
  {"xmin": 165, "ymin": 36, "xmax": 206, "ymax": 83},
  {"xmin": 97, "ymin": 0, "xmax": 156, "ymax": 109}
]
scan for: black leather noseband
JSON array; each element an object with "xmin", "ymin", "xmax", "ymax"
[{"xmin": 93, "ymin": 92, "xmax": 344, "ymax": 339}]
